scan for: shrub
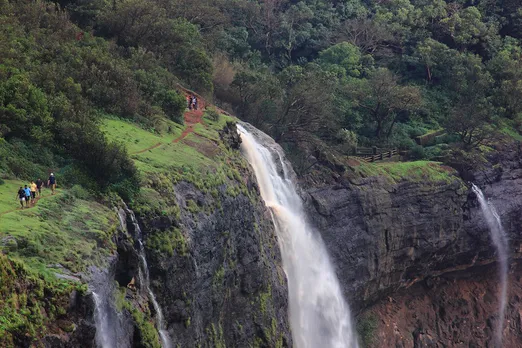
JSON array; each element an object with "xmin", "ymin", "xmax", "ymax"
[
  {"xmin": 408, "ymin": 145, "xmax": 426, "ymax": 160},
  {"xmin": 69, "ymin": 184, "xmax": 90, "ymax": 200},
  {"xmin": 205, "ymin": 107, "xmax": 220, "ymax": 122},
  {"xmin": 336, "ymin": 128, "xmax": 358, "ymax": 154},
  {"xmin": 356, "ymin": 314, "xmax": 378, "ymax": 348},
  {"xmin": 158, "ymin": 89, "xmax": 185, "ymax": 124}
]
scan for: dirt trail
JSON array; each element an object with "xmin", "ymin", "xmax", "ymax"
[
  {"xmin": 133, "ymin": 142, "xmax": 162, "ymax": 154},
  {"xmin": 0, "ymin": 192, "xmax": 59, "ymax": 217},
  {"xmin": 132, "ymin": 89, "xmax": 208, "ymax": 154}
]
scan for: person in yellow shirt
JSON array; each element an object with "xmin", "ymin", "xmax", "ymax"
[{"xmin": 30, "ymin": 181, "xmax": 37, "ymax": 204}]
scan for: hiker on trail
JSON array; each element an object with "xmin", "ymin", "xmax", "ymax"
[
  {"xmin": 187, "ymin": 95, "xmax": 193, "ymax": 110},
  {"xmin": 194, "ymin": 96, "xmax": 198, "ymax": 110},
  {"xmin": 36, "ymin": 178, "xmax": 43, "ymax": 197},
  {"xmin": 48, "ymin": 173, "xmax": 56, "ymax": 195},
  {"xmin": 16, "ymin": 186, "xmax": 25, "ymax": 208},
  {"xmin": 30, "ymin": 181, "xmax": 37, "ymax": 204},
  {"xmin": 24, "ymin": 185, "xmax": 31, "ymax": 207}
]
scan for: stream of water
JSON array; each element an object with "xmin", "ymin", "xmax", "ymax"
[
  {"xmin": 91, "ymin": 266, "xmax": 130, "ymax": 348},
  {"xmin": 238, "ymin": 123, "xmax": 359, "ymax": 348},
  {"xmin": 472, "ymin": 184, "xmax": 509, "ymax": 347},
  {"xmin": 92, "ymin": 291, "xmax": 114, "ymax": 348},
  {"xmin": 126, "ymin": 208, "xmax": 172, "ymax": 348}
]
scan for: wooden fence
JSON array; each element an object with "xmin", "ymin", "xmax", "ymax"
[{"xmin": 355, "ymin": 147, "xmax": 399, "ymax": 162}]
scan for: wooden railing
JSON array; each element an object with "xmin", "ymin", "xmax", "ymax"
[{"xmin": 355, "ymin": 147, "xmax": 398, "ymax": 162}]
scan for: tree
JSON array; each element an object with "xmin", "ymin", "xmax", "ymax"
[
  {"xmin": 271, "ymin": 64, "xmax": 337, "ymax": 143},
  {"xmin": 351, "ymin": 68, "xmax": 422, "ymax": 139},
  {"xmin": 444, "ymin": 97, "xmax": 494, "ymax": 149},
  {"xmin": 317, "ymin": 42, "xmax": 363, "ymax": 78},
  {"xmin": 336, "ymin": 19, "xmax": 393, "ymax": 55},
  {"xmin": 488, "ymin": 39, "xmax": 522, "ymax": 119}
]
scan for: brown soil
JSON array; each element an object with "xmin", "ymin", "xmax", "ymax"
[{"xmin": 363, "ymin": 261, "xmax": 522, "ymax": 348}]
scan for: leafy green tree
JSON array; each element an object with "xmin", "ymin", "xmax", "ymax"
[
  {"xmin": 488, "ymin": 39, "xmax": 522, "ymax": 119},
  {"xmin": 272, "ymin": 64, "xmax": 337, "ymax": 143},
  {"xmin": 157, "ymin": 90, "xmax": 186, "ymax": 123},
  {"xmin": 336, "ymin": 19, "xmax": 393, "ymax": 55},
  {"xmin": 0, "ymin": 69, "xmax": 53, "ymax": 143},
  {"xmin": 350, "ymin": 68, "xmax": 422, "ymax": 139},
  {"xmin": 317, "ymin": 42, "xmax": 363, "ymax": 78},
  {"xmin": 444, "ymin": 97, "xmax": 494, "ymax": 149}
]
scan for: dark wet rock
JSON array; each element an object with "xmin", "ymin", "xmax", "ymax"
[
  {"xmin": 301, "ymin": 142, "xmax": 522, "ymax": 312},
  {"xmin": 132, "ymin": 163, "xmax": 292, "ymax": 347},
  {"xmin": 220, "ymin": 121, "xmax": 242, "ymax": 149},
  {"xmin": 1, "ymin": 235, "xmax": 18, "ymax": 252},
  {"xmin": 299, "ymin": 141, "xmax": 522, "ymax": 346}
]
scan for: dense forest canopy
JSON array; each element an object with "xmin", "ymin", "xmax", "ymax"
[{"xmin": 1, "ymin": 0, "xmax": 522, "ymax": 189}]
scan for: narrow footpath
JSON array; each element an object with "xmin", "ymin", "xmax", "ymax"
[
  {"xmin": 0, "ymin": 192, "xmax": 59, "ymax": 217},
  {"xmin": 131, "ymin": 90, "xmax": 207, "ymax": 154}
]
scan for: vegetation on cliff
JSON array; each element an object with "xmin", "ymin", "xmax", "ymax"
[{"xmin": 1, "ymin": 0, "xmax": 521, "ymax": 346}]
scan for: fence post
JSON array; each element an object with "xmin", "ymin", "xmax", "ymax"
[{"xmin": 372, "ymin": 146, "xmax": 377, "ymax": 155}]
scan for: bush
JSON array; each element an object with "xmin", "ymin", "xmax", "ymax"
[
  {"xmin": 158, "ymin": 89, "xmax": 185, "ymax": 124},
  {"xmin": 408, "ymin": 145, "xmax": 426, "ymax": 160},
  {"xmin": 205, "ymin": 107, "xmax": 220, "ymax": 122},
  {"xmin": 357, "ymin": 314, "xmax": 378, "ymax": 348},
  {"xmin": 69, "ymin": 184, "xmax": 91, "ymax": 200},
  {"xmin": 336, "ymin": 128, "xmax": 358, "ymax": 154}
]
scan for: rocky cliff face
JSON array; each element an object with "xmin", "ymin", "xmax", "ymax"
[
  {"xmin": 301, "ymin": 143, "xmax": 522, "ymax": 346},
  {"xmin": 365, "ymin": 261, "xmax": 522, "ymax": 348},
  {"xmin": 40, "ymin": 122, "xmax": 291, "ymax": 348},
  {"xmin": 129, "ymin": 124, "xmax": 291, "ymax": 347}
]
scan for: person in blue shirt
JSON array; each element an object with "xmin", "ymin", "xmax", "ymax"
[{"xmin": 23, "ymin": 185, "xmax": 31, "ymax": 207}]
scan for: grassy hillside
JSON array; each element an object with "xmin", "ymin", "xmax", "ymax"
[{"xmin": 0, "ymin": 180, "xmax": 118, "ymax": 345}]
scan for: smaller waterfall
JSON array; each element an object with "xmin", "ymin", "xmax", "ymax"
[
  {"xmin": 472, "ymin": 184, "xmax": 509, "ymax": 347},
  {"xmin": 92, "ymin": 292, "xmax": 114, "ymax": 348},
  {"xmin": 126, "ymin": 208, "xmax": 172, "ymax": 348},
  {"xmin": 91, "ymin": 265, "xmax": 131, "ymax": 348}
]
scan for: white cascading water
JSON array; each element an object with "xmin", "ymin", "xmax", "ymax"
[
  {"xmin": 238, "ymin": 123, "xmax": 359, "ymax": 348},
  {"xmin": 471, "ymin": 184, "xmax": 509, "ymax": 347},
  {"xmin": 92, "ymin": 291, "xmax": 115, "ymax": 348},
  {"xmin": 126, "ymin": 209, "xmax": 172, "ymax": 348},
  {"xmin": 91, "ymin": 269, "xmax": 131, "ymax": 348}
]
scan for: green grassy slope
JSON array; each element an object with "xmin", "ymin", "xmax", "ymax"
[{"xmin": 0, "ymin": 180, "xmax": 119, "ymax": 345}]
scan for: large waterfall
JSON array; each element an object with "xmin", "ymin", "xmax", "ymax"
[
  {"xmin": 472, "ymin": 184, "xmax": 509, "ymax": 347},
  {"xmin": 125, "ymin": 208, "xmax": 172, "ymax": 348},
  {"xmin": 238, "ymin": 123, "xmax": 359, "ymax": 348}
]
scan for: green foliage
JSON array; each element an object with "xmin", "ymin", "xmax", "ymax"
[
  {"xmin": 318, "ymin": 42, "xmax": 363, "ymax": 78},
  {"xmin": 355, "ymin": 161, "xmax": 456, "ymax": 184},
  {"xmin": 0, "ymin": 254, "xmax": 84, "ymax": 346},
  {"xmin": 0, "ymin": 180, "xmax": 118, "ymax": 274},
  {"xmin": 125, "ymin": 301, "xmax": 161, "ymax": 348},
  {"xmin": 157, "ymin": 90, "xmax": 186, "ymax": 124},
  {"xmin": 356, "ymin": 313, "xmax": 378, "ymax": 348},
  {"xmin": 204, "ymin": 107, "xmax": 220, "ymax": 122},
  {"xmin": 147, "ymin": 228, "xmax": 186, "ymax": 257},
  {"xmin": 207, "ymin": 323, "xmax": 226, "ymax": 348}
]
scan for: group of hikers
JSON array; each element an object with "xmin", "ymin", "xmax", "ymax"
[
  {"xmin": 16, "ymin": 173, "xmax": 57, "ymax": 208},
  {"xmin": 187, "ymin": 94, "xmax": 199, "ymax": 110}
]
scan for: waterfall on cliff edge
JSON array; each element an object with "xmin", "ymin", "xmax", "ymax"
[
  {"xmin": 91, "ymin": 267, "xmax": 130, "ymax": 348},
  {"xmin": 92, "ymin": 292, "xmax": 113, "ymax": 348},
  {"xmin": 472, "ymin": 184, "xmax": 509, "ymax": 347},
  {"xmin": 125, "ymin": 208, "xmax": 172, "ymax": 348},
  {"xmin": 237, "ymin": 123, "xmax": 359, "ymax": 348}
]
